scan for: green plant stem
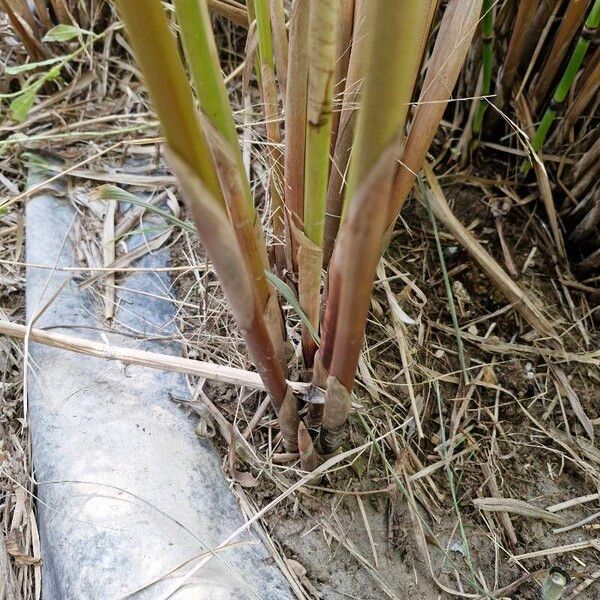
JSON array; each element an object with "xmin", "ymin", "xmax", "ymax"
[
  {"xmin": 472, "ymin": 0, "xmax": 495, "ymax": 135},
  {"xmin": 253, "ymin": 0, "xmax": 275, "ymax": 71},
  {"xmin": 174, "ymin": 0, "xmax": 279, "ymax": 317},
  {"xmin": 174, "ymin": 0, "xmax": 243, "ymax": 168},
  {"xmin": 521, "ymin": 0, "xmax": 600, "ymax": 174},
  {"xmin": 303, "ymin": 0, "xmax": 338, "ymax": 246},
  {"xmin": 284, "ymin": 0, "xmax": 310, "ymax": 271},
  {"xmin": 433, "ymin": 382, "xmax": 480, "ymax": 587},
  {"xmin": 114, "ymin": 0, "xmax": 222, "ymax": 204}
]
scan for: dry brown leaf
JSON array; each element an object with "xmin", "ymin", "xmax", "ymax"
[
  {"xmin": 423, "ymin": 164, "xmax": 560, "ymax": 342},
  {"xmin": 552, "ymin": 367, "xmax": 594, "ymax": 441},
  {"xmin": 474, "ymin": 498, "xmax": 566, "ymax": 525}
]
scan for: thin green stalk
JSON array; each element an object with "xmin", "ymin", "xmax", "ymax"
[
  {"xmin": 114, "ymin": 0, "xmax": 222, "ymax": 204},
  {"xmin": 253, "ymin": 0, "xmax": 275, "ymax": 71},
  {"xmin": 298, "ymin": 0, "xmax": 338, "ymax": 366},
  {"xmin": 420, "ymin": 178, "xmax": 469, "ymax": 385},
  {"xmin": 284, "ymin": 0, "xmax": 310, "ymax": 272},
  {"xmin": 303, "ymin": 0, "xmax": 338, "ymax": 246},
  {"xmin": 433, "ymin": 381, "xmax": 480, "ymax": 589},
  {"xmin": 174, "ymin": 0, "xmax": 279, "ymax": 323},
  {"xmin": 472, "ymin": 0, "xmax": 495, "ymax": 135},
  {"xmin": 174, "ymin": 0, "xmax": 245, "ymax": 180},
  {"xmin": 521, "ymin": 0, "xmax": 600, "ymax": 175}
]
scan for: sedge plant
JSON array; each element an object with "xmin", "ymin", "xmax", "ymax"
[{"xmin": 114, "ymin": 0, "xmax": 481, "ymax": 461}]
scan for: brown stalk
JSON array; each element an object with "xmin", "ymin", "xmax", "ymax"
[
  {"xmin": 298, "ymin": 421, "xmax": 320, "ymax": 473},
  {"xmin": 202, "ymin": 117, "xmax": 288, "ymax": 367},
  {"xmin": 33, "ymin": 0, "xmax": 53, "ymax": 30},
  {"xmin": 316, "ymin": 143, "xmax": 399, "ymax": 451},
  {"xmin": 496, "ymin": 0, "xmax": 538, "ymax": 108},
  {"xmin": 283, "ymin": 0, "xmax": 309, "ymax": 272},
  {"xmin": 1, "ymin": 0, "xmax": 47, "ymax": 60},
  {"xmin": 329, "ymin": 0, "xmax": 356, "ymax": 154},
  {"xmin": 387, "ymin": 0, "xmax": 483, "ymax": 226},
  {"xmin": 168, "ymin": 150, "xmax": 299, "ymax": 450},
  {"xmin": 573, "ymin": 134, "xmax": 600, "ymax": 182},
  {"xmin": 12, "ymin": 0, "xmax": 41, "ymax": 34},
  {"xmin": 270, "ymin": 0, "xmax": 288, "ymax": 102},
  {"xmin": 49, "ymin": 0, "xmax": 70, "ymax": 23},
  {"xmin": 323, "ymin": 0, "xmax": 368, "ymax": 266},
  {"xmin": 532, "ymin": 0, "xmax": 592, "ymax": 112},
  {"xmin": 327, "ymin": 142, "xmax": 398, "ymax": 391}
]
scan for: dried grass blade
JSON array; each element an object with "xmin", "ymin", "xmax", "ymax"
[
  {"xmin": 79, "ymin": 227, "xmax": 173, "ymax": 290},
  {"xmin": 552, "ymin": 367, "xmax": 594, "ymax": 441},
  {"xmin": 208, "ymin": 0, "xmax": 249, "ymax": 28},
  {"xmin": 0, "ymin": 320, "xmax": 310, "ymax": 394},
  {"xmin": 377, "ymin": 263, "xmax": 422, "ymax": 438},
  {"xmin": 102, "ymin": 198, "xmax": 117, "ymax": 320},
  {"xmin": 423, "ymin": 164, "xmax": 559, "ymax": 342},
  {"xmin": 473, "ymin": 498, "xmax": 566, "ymax": 525}
]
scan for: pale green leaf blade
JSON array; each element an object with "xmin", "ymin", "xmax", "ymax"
[
  {"xmin": 42, "ymin": 24, "xmax": 84, "ymax": 42},
  {"xmin": 5, "ymin": 56, "xmax": 64, "ymax": 75},
  {"xmin": 265, "ymin": 271, "xmax": 320, "ymax": 343},
  {"xmin": 10, "ymin": 87, "xmax": 38, "ymax": 122}
]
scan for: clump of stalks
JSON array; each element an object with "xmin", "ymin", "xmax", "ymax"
[
  {"xmin": 114, "ymin": 0, "xmax": 481, "ymax": 461},
  {"xmin": 469, "ymin": 0, "xmax": 600, "ymax": 270}
]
